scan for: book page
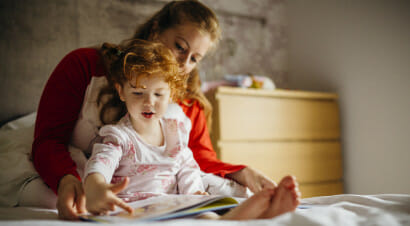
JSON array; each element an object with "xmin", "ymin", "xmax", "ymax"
[{"xmin": 82, "ymin": 194, "xmax": 238, "ymax": 223}]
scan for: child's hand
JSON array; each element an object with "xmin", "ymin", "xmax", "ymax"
[
  {"xmin": 84, "ymin": 174, "xmax": 134, "ymax": 215},
  {"xmin": 194, "ymin": 190, "xmax": 209, "ymax": 195}
]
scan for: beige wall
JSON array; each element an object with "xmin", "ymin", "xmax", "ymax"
[
  {"xmin": 0, "ymin": 0, "xmax": 287, "ymax": 124},
  {"xmin": 287, "ymin": 0, "xmax": 410, "ymax": 194}
]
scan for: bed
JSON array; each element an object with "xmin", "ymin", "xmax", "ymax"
[
  {"xmin": 0, "ymin": 194, "xmax": 409, "ymax": 225},
  {"xmin": 0, "ymin": 108, "xmax": 409, "ymax": 226}
]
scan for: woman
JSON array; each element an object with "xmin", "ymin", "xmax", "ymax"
[{"xmin": 30, "ymin": 0, "xmax": 275, "ymax": 220}]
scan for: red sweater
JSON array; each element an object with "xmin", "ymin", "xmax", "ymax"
[{"xmin": 32, "ymin": 48, "xmax": 245, "ymax": 193}]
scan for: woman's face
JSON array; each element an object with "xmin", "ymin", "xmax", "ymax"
[{"xmin": 154, "ymin": 23, "xmax": 212, "ymax": 75}]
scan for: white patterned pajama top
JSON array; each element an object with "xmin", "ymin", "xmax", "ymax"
[{"xmin": 84, "ymin": 104, "xmax": 204, "ymax": 202}]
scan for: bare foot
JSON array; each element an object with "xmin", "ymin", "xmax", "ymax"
[
  {"xmin": 221, "ymin": 188, "xmax": 275, "ymax": 220},
  {"xmin": 260, "ymin": 175, "xmax": 300, "ymax": 218}
]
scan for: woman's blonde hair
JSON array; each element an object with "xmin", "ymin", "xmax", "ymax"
[
  {"xmin": 98, "ymin": 39, "xmax": 185, "ymax": 124},
  {"xmin": 128, "ymin": 0, "xmax": 221, "ymax": 129}
]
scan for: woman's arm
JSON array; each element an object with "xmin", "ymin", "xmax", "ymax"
[
  {"xmin": 180, "ymin": 101, "xmax": 277, "ymax": 193},
  {"xmin": 31, "ymin": 48, "xmax": 104, "ymax": 219},
  {"xmin": 179, "ymin": 101, "xmax": 246, "ymax": 177},
  {"xmin": 32, "ymin": 48, "xmax": 101, "ymax": 193},
  {"xmin": 32, "ymin": 49, "xmax": 104, "ymax": 193}
]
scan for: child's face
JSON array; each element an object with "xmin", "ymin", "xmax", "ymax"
[{"xmin": 116, "ymin": 74, "xmax": 171, "ymax": 125}]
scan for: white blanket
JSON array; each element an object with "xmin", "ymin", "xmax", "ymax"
[
  {"xmin": 0, "ymin": 194, "xmax": 409, "ymax": 225},
  {"xmin": 1, "ymin": 114, "xmax": 409, "ymax": 225}
]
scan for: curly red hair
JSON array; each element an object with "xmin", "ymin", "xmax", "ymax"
[{"xmin": 98, "ymin": 39, "xmax": 188, "ymax": 124}]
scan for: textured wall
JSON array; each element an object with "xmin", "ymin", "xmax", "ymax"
[
  {"xmin": 0, "ymin": 0, "xmax": 287, "ymax": 124},
  {"xmin": 0, "ymin": 0, "xmax": 78, "ymax": 124},
  {"xmin": 200, "ymin": 0, "xmax": 288, "ymax": 84}
]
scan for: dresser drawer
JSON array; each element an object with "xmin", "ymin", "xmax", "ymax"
[
  {"xmin": 209, "ymin": 87, "xmax": 343, "ymax": 197},
  {"xmin": 215, "ymin": 89, "xmax": 340, "ymax": 141},
  {"xmin": 300, "ymin": 181, "xmax": 344, "ymax": 198},
  {"xmin": 219, "ymin": 141, "xmax": 343, "ymax": 183}
]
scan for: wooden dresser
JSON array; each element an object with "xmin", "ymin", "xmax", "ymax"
[{"xmin": 208, "ymin": 87, "xmax": 343, "ymax": 198}]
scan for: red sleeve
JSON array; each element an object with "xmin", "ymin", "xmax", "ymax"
[
  {"xmin": 32, "ymin": 48, "xmax": 105, "ymax": 193},
  {"xmin": 179, "ymin": 101, "xmax": 246, "ymax": 178}
]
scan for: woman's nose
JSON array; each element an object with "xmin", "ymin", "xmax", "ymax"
[{"xmin": 177, "ymin": 54, "xmax": 189, "ymax": 73}]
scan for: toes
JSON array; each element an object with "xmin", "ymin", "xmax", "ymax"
[
  {"xmin": 291, "ymin": 189, "xmax": 297, "ymax": 198},
  {"xmin": 278, "ymin": 176, "xmax": 290, "ymax": 188},
  {"xmin": 279, "ymin": 175, "xmax": 297, "ymax": 190}
]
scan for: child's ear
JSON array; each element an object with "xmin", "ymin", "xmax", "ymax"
[{"xmin": 115, "ymin": 83, "xmax": 125, "ymax": 102}]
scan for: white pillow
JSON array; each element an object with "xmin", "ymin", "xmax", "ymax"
[
  {"xmin": 0, "ymin": 113, "xmax": 38, "ymax": 207},
  {"xmin": 0, "ymin": 112, "xmax": 37, "ymax": 131}
]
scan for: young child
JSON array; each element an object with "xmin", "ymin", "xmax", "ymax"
[
  {"xmin": 83, "ymin": 39, "xmax": 301, "ymax": 219},
  {"xmin": 83, "ymin": 39, "xmax": 206, "ymax": 215}
]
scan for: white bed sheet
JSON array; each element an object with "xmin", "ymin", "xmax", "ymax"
[
  {"xmin": 0, "ymin": 194, "xmax": 409, "ymax": 226},
  {"xmin": 1, "ymin": 116, "xmax": 409, "ymax": 225}
]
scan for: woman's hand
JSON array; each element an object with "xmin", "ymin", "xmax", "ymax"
[
  {"xmin": 227, "ymin": 167, "xmax": 277, "ymax": 193},
  {"xmin": 84, "ymin": 174, "xmax": 133, "ymax": 215},
  {"xmin": 56, "ymin": 174, "xmax": 86, "ymax": 220}
]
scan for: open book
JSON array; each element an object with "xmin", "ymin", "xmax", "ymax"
[{"xmin": 80, "ymin": 195, "xmax": 240, "ymax": 223}]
